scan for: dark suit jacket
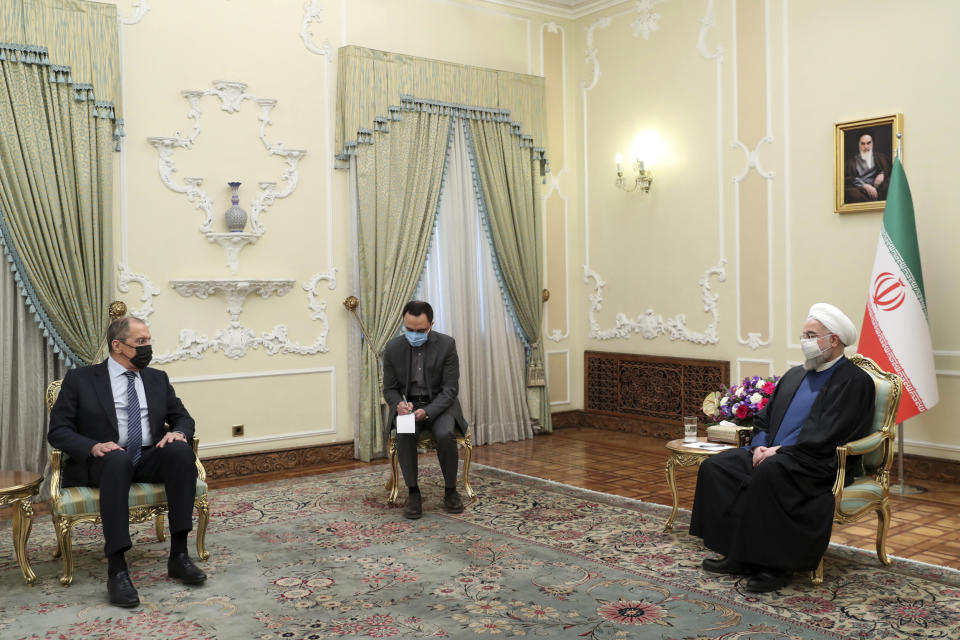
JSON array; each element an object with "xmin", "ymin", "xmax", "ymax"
[
  {"xmin": 48, "ymin": 360, "xmax": 195, "ymax": 487},
  {"xmin": 381, "ymin": 331, "xmax": 467, "ymax": 438}
]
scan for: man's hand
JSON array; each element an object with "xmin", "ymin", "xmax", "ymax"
[
  {"xmin": 157, "ymin": 431, "xmax": 187, "ymax": 448},
  {"xmin": 873, "ymin": 172, "xmax": 885, "ymax": 187},
  {"xmin": 414, "ymin": 409, "xmax": 427, "ymax": 422},
  {"xmin": 90, "ymin": 441, "xmax": 123, "ymax": 457},
  {"xmin": 397, "ymin": 401, "xmax": 414, "ymax": 416},
  {"xmin": 862, "ymin": 184, "xmax": 879, "ymax": 199},
  {"xmin": 752, "ymin": 445, "xmax": 780, "ymax": 467}
]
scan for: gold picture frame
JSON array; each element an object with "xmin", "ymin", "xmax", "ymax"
[{"xmin": 834, "ymin": 113, "xmax": 903, "ymax": 213}]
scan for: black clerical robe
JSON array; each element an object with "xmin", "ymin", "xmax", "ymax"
[{"xmin": 689, "ymin": 357, "xmax": 875, "ymax": 572}]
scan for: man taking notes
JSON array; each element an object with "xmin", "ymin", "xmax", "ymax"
[{"xmin": 382, "ymin": 301, "xmax": 467, "ymax": 519}]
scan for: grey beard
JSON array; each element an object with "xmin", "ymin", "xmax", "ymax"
[{"xmin": 803, "ymin": 353, "xmax": 827, "ymax": 371}]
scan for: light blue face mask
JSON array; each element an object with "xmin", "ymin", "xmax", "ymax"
[{"xmin": 405, "ymin": 330, "xmax": 429, "ymax": 347}]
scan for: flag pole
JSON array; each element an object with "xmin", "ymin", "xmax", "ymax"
[{"xmin": 890, "ymin": 419, "xmax": 927, "ymax": 496}]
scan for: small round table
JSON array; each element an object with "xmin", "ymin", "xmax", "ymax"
[
  {"xmin": 0, "ymin": 471, "xmax": 43, "ymax": 585},
  {"xmin": 663, "ymin": 438, "xmax": 733, "ymax": 532}
]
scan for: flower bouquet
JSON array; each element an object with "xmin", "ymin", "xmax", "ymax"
[{"xmin": 702, "ymin": 375, "xmax": 780, "ymax": 426}]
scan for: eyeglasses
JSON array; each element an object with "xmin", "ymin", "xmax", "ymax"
[
  {"xmin": 800, "ymin": 331, "xmax": 832, "ymax": 341},
  {"xmin": 122, "ymin": 338, "xmax": 151, "ymax": 347}
]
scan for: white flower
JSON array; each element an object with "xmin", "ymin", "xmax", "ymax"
[
  {"xmin": 750, "ymin": 392, "xmax": 762, "ymax": 404},
  {"xmin": 736, "ymin": 387, "xmax": 745, "ymax": 397},
  {"xmin": 719, "ymin": 397, "xmax": 729, "ymax": 406}
]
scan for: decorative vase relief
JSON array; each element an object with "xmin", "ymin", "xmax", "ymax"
[{"xmin": 224, "ymin": 181, "xmax": 248, "ymax": 232}]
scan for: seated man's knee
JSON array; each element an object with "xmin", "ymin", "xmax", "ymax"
[
  {"xmin": 101, "ymin": 449, "xmax": 134, "ymax": 473},
  {"xmin": 159, "ymin": 440, "xmax": 196, "ymax": 467},
  {"xmin": 430, "ymin": 414, "xmax": 457, "ymax": 443}
]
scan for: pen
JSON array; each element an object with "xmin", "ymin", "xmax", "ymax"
[{"xmin": 402, "ymin": 394, "xmax": 408, "ymax": 411}]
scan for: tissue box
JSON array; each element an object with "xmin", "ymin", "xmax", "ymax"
[{"xmin": 706, "ymin": 421, "xmax": 753, "ymax": 446}]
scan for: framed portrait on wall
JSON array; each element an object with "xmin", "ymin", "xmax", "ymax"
[{"xmin": 834, "ymin": 114, "xmax": 903, "ymax": 213}]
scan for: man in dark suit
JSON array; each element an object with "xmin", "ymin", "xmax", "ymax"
[
  {"xmin": 382, "ymin": 300, "xmax": 467, "ymax": 519},
  {"xmin": 689, "ymin": 303, "xmax": 875, "ymax": 593},
  {"xmin": 48, "ymin": 316, "xmax": 206, "ymax": 608}
]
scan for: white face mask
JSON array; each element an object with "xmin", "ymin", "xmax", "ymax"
[{"xmin": 800, "ymin": 333, "xmax": 832, "ymax": 369}]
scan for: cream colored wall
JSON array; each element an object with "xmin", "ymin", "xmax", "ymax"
[
  {"xmin": 102, "ymin": 0, "xmax": 959, "ymax": 462},
  {"xmin": 562, "ymin": 0, "xmax": 960, "ymax": 461},
  {"xmin": 106, "ymin": 0, "xmax": 569, "ymax": 457}
]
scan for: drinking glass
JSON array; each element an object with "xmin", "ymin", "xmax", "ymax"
[{"xmin": 683, "ymin": 416, "xmax": 698, "ymax": 442}]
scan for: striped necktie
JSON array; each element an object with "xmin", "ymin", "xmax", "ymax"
[{"xmin": 124, "ymin": 371, "xmax": 142, "ymax": 465}]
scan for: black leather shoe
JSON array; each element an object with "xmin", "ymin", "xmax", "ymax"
[
  {"xmin": 443, "ymin": 489, "xmax": 464, "ymax": 514},
  {"xmin": 404, "ymin": 492, "xmax": 423, "ymax": 519},
  {"xmin": 107, "ymin": 570, "xmax": 140, "ymax": 608},
  {"xmin": 702, "ymin": 556, "xmax": 749, "ymax": 575},
  {"xmin": 168, "ymin": 552, "xmax": 207, "ymax": 585},
  {"xmin": 745, "ymin": 568, "xmax": 790, "ymax": 593}
]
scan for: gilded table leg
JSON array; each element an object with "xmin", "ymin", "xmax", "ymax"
[
  {"xmin": 12, "ymin": 498, "xmax": 37, "ymax": 586},
  {"xmin": 664, "ymin": 454, "xmax": 680, "ymax": 531}
]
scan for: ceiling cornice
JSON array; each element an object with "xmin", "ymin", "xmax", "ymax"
[{"xmin": 479, "ymin": 0, "xmax": 628, "ymax": 21}]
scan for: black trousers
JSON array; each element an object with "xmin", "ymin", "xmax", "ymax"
[
  {"xmin": 397, "ymin": 402, "xmax": 459, "ymax": 490},
  {"xmin": 88, "ymin": 441, "xmax": 198, "ymax": 556}
]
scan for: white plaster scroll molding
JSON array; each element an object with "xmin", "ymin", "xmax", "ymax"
[
  {"xmin": 146, "ymin": 82, "xmax": 307, "ymax": 273},
  {"xmin": 155, "ymin": 279, "xmax": 331, "ymax": 362},
  {"xmin": 582, "ymin": 16, "xmax": 612, "ymax": 92},
  {"xmin": 117, "ymin": 263, "xmax": 160, "ymax": 323},
  {"xmin": 631, "ymin": 0, "xmax": 664, "ymax": 40},
  {"xmin": 117, "ymin": 0, "xmax": 150, "ymax": 25},
  {"xmin": 301, "ymin": 0, "xmax": 333, "ymax": 59},
  {"xmin": 583, "ymin": 260, "xmax": 727, "ymax": 344},
  {"xmin": 731, "ymin": 0, "xmax": 775, "ymax": 350},
  {"xmin": 169, "ymin": 279, "xmax": 294, "ymax": 325},
  {"xmin": 582, "ymin": 1, "xmax": 728, "ymax": 347}
]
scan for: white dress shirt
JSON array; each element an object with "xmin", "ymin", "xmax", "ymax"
[{"xmin": 107, "ymin": 356, "xmax": 153, "ymax": 448}]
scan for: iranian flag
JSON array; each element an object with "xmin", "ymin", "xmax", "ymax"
[{"xmin": 858, "ymin": 157, "xmax": 939, "ymax": 422}]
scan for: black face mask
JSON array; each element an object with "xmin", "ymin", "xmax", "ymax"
[{"xmin": 124, "ymin": 343, "xmax": 153, "ymax": 369}]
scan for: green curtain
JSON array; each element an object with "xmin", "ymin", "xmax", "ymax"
[
  {"xmin": 0, "ymin": 0, "xmax": 122, "ymax": 124},
  {"xmin": 467, "ymin": 118, "xmax": 551, "ymax": 433},
  {"xmin": 335, "ymin": 46, "xmax": 547, "ymax": 171},
  {"xmin": 0, "ymin": 43, "xmax": 116, "ymax": 365},
  {"xmin": 354, "ymin": 110, "xmax": 452, "ymax": 461}
]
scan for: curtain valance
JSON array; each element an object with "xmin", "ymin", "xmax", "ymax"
[
  {"xmin": 335, "ymin": 45, "xmax": 548, "ymax": 172},
  {"xmin": 0, "ymin": 0, "xmax": 121, "ymax": 125}
]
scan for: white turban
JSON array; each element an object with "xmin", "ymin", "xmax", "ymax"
[{"xmin": 808, "ymin": 303, "xmax": 857, "ymax": 346}]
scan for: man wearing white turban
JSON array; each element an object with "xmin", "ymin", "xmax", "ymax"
[{"xmin": 689, "ymin": 303, "xmax": 875, "ymax": 593}]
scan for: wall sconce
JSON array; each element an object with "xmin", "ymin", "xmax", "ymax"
[{"xmin": 615, "ymin": 152, "xmax": 653, "ymax": 194}]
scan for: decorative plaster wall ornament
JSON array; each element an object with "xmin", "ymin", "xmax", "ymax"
[
  {"xmin": 117, "ymin": 264, "xmax": 160, "ymax": 323},
  {"xmin": 146, "ymin": 82, "xmax": 306, "ymax": 274},
  {"xmin": 697, "ymin": 0, "xmax": 723, "ymax": 61},
  {"xmin": 582, "ymin": 16, "xmax": 612, "ymax": 91},
  {"xmin": 301, "ymin": 0, "xmax": 332, "ymax": 59},
  {"xmin": 732, "ymin": 137, "xmax": 775, "ymax": 183},
  {"xmin": 155, "ymin": 279, "xmax": 330, "ymax": 362},
  {"xmin": 583, "ymin": 261, "xmax": 727, "ymax": 344},
  {"xmin": 117, "ymin": 0, "xmax": 150, "ymax": 25},
  {"xmin": 631, "ymin": 0, "xmax": 664, "ymax": 40}
]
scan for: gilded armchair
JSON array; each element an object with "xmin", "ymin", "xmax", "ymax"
[
  {"xmin": 385, "ymin": 429, "xmax": 476, "ymax": 506},
  {"xmin": 812, "ymin": 353, "xmax": 902, "ymax": 585},
  {"xmin": 45, "ymin": 379, "xmax": 211, "ymax": 586}
]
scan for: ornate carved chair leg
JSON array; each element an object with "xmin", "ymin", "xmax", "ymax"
[
  {"xmin": 462, "ymin": 443, "xmax": 475, "ymax": 500},
  {"xmin": 811, "ymin": 558, "xmax": 824, "ymax": 586},
  {"xmin": 195, "ymin": 496, "xmax": 210, "ymax": 561},
  {"xmin": 59, "ymin": 521, "xmax": 76, "ymax": 586},
  {"xmin": 52, "ymin": 513, "xmax": 62, "ymax": 558},
  {"xmin": 388, "ymin": 438, "xmax": 401, "ymax": 506},
  {"xmin": 876, "ymin": 502, "xmax": 891, "ymax": 565},
  {"xmin": 155, "ymin": 513, "xmax": 166, "ymax": 542}
]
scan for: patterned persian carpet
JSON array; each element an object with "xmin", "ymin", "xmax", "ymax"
[{"xmin": 1, "ymin": 464, "xmax": 959, "ymax": 639}]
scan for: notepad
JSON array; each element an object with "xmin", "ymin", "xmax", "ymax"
[{"xmin": 397, "ymin": 413, "xmax": 416, "ymax": 434}]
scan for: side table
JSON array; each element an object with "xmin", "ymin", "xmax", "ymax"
[
  {"xmin": 0, "ymin": 471, "xmax": 43, "ymax": 585},
  {"xmin": 663, "ymin": 438, "xmax": 733, "ymax": 532}
]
